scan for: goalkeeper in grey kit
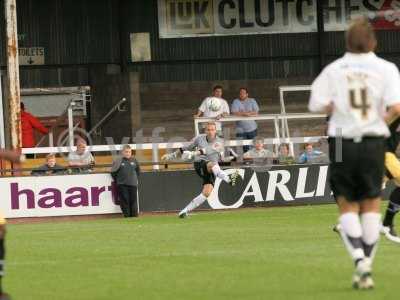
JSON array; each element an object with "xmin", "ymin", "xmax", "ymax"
[{"xmin": 162, "ymin": 122, "xmax": 240, "ymax": 218}]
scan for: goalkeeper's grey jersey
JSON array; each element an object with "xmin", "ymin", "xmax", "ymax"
[{"xmin": 183, "ymin": 134, "xmax": 224, "ymax": 162}]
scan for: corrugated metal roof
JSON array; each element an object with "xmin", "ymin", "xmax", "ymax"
[
  {"xmin": 0, "ymin": 0, "xmax": 399, "ymax": 85},
  {"xmin": 1, "ymin": 0, "xmax": 120, "ymax": 66}
]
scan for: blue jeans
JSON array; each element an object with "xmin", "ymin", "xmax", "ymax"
[{"xmin": 236, "ymin": 129, "xmax": 258, "ymax": 154}]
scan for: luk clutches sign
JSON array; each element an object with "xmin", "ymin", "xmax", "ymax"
[
  {"xmin": 19, "ymin": 47, "xmax": 45, "ymax": 65},
  {"xmin": 163, "ymin": 0, "xmax": 214, "ymax": 35},
  {"xmin": 158, "ymin": 0, "xmax": 400, "ymax": 38}
]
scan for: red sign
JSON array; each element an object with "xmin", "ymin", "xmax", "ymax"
[{"xmin": 370, "ymin": 0, "xmax": 400, "ymax": 30}]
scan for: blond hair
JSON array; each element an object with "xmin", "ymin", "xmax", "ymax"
[
  {"xmin": 346, "ymin": 17, "xmax": 377, "ymax": 53},
  {"xmin": 46, "ymin": 153, "xmax": 56, "ymax": 161},
  {"xmin": 206, "ymin": 122, "xmax": 217, "ymax": 129}
]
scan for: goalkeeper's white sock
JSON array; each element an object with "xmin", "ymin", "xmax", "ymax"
[
  {"xmin": 361, "ymin": 212, "xmax": 381, "ymax": 263},
  {"xmin": 338, "ymin": 212, "xmax": 365, "ymax": 264},
  {"xmin": 180, "ymin": 193, "xmax": 207, "ymax": 214},
  {"xmin": 211, "ymin": 164, "xmax": 230, "ymax": 183}
]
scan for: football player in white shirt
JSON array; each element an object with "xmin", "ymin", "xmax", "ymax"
[
  {"xmin": 194, "ymin": 85, "xmax": 230, "ymax": 132},
  {"xmin": 309, "ymin": 17, "xmax": 400, "ymax": 290}
]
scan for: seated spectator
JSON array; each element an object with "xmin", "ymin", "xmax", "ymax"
[
  {"xmin": 231, "ymin": 87, "xmax": 259, "ymax": 153},
  {"xmin": 31, "ymin": 153, "xmax": 66, "ymax": 176},
  {"xmin": 194, "ymin": 85, "xmax": 230, "ymax": 133},
  {"xmin": 243, "ymin": 138, "xmax": 274, "ymax": 161},
  {"xmin": 68, "ymin": 139, "xmax": 95, "ymax": 173},
  {"xmin": 298, "ymin": 143, "xmax": 326, "ymax": 164},
  {"xmin": 276, "ymin": 143, "xmax": 295, "ymax": 165}
]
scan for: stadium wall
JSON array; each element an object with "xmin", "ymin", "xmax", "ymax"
[
  {"xmin": 1, "ymin": 0, "xmax": 400, "ymax": 140},
  {"xmin": 0, "ymin": 164, "xmax": 396, "ymax": 218}
]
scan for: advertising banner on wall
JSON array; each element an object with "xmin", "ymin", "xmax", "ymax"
[
  {"xmin": 139, "ymin": 164, "xmax": 335, "ymax": 212},
  {"xmin": 157, "ymin": 0, "xmax": 400, "ymax": 38},
  {"xmin": 0, "ymin": 165, "xmax": 394, "ymax": 218},
  {"xmin": 0, "ymin": 174, "xmax": 120, "ymax": 218}
]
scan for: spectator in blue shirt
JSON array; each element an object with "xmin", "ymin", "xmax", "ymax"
[
  {"xmin": 231, "ymin": 88, "xmax": 260, "ymax": 153},
  {"xmin": 298, "ymin": 143, "xmax": 325, "ymax": 164}
]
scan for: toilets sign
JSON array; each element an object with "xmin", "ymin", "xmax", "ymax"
[{"xmin": 19, "ymin": 47, "xmax": 45, "ymax": 65}]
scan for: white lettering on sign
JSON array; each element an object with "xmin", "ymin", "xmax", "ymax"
[
  {"xmin": 208, "ymin": 165, "xmax": 332, "ymax": 209},
  {"xmin": 295, "ymin": 167, "xmax": 315, "ymax": 198}
]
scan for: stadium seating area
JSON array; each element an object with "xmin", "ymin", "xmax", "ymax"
[{"xmin": 0, "ymin": 149, "xmax": 194, "ymax": 176}]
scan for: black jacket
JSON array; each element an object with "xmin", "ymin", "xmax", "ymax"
[
  {"xmin": 111, "ymin": 156, "xmax": 140, "ymax": 186},
  {"xmin": 31, "ymin": 164, "xmax": 66, "ymax": 176}
]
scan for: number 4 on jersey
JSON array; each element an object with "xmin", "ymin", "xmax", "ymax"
[{"xmin": 347, "ymin": 73, "xmax": 371, "ymax": 120}]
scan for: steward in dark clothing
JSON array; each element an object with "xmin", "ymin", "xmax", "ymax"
[{"xmin": 111, "ymin": 146, "xmax": 140, "ymax": 217}]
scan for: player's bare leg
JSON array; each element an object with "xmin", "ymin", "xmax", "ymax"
[
  {"xmin": 178, "ymin": 162, "xmax": 241, "ymax": 218},
  {"xmin": 178, "ymin": 184, "xmax": 213, "ymax": 218},
  {"xmin": 206, "ymin": 162, "xmax": 240, "ymax": 186}
]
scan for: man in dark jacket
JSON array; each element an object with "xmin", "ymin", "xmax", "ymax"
[
  {"xmin": 111, "ymin": 145, "xmax": 140, "ymax": 217},
  {"xmin": 31, "ymin": 153, "xmax": 66, "ymax": 176}
]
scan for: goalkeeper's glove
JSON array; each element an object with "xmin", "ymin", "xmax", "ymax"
[
  {"xmin": 181, "ymin": 150, "xmax": 198, "ymax": 161},
  {"xmin": 161, "ymin": 150, "xmax": 179, "ymax": 161},
  {"xmin": 221, "ymin": 156, "xmax": 235, "ymax": 163}
]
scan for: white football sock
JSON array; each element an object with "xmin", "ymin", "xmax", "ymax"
[
  {"xmin": 339, "ymin": 212, "xmax": 365, "ymax": 262},
  {"xmin": 361, "ymin": 212, "xmax": 381, "ymax": 262},
  {"xmin": 211, "ymin": 164, "xmax": 230, "ymax": 183},
  {"xmin": 180, "ymin": 193, "xmax": 207, "ymax": 214}
]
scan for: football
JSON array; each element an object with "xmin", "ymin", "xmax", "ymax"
[{"xmin": 207, "ymin": 97, "xmax": 222, "ymax": 112}]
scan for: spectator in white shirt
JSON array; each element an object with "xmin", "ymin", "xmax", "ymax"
[
  {"xmin": 194, "ymin": 85, "xmax": 230, "ymax": 132},
  {"xmin": 68, "ymin": 139, "xmax": 95, "ymax": 173}
]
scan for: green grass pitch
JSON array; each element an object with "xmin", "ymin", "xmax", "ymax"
[{"xmin": 5, "ymin": 204, "xmax": 400, "ymax": 300}]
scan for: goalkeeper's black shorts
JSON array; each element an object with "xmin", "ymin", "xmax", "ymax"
[{"xmin": 194, "ymin": 160, "xmax": 215, "ymax": 186}]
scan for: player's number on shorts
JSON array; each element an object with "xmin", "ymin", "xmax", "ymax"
[{"xmin": 350, "ymin": 88, "xmax": 370, "ymax": 119}]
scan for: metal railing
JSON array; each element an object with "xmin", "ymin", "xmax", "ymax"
[
  {"xmin": 88, "ymin": 98, "xmax": 127, "ymax": 137},
  {"xmin": 278, "ymin": 85, "xmax": 312, "ymax": 140},
  {"xmin": 21, "ymin": 135, "xmax": 328, "ymax": 171},
  {"xmin": 194, "ymin": 112, "xmax": 326, "ymax": 156},
  {"xmin": 194, "ymin": 112, "xmax": 325, "ymax": 137}
]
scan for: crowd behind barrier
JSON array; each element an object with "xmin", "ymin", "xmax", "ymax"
[
  {"xmin": 0, "ymin": 83, "xmax": 330, "ymax": 197},
  {"xmin": 0, "ymin": 139, "xmax": 329, "ymax": 177}
]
